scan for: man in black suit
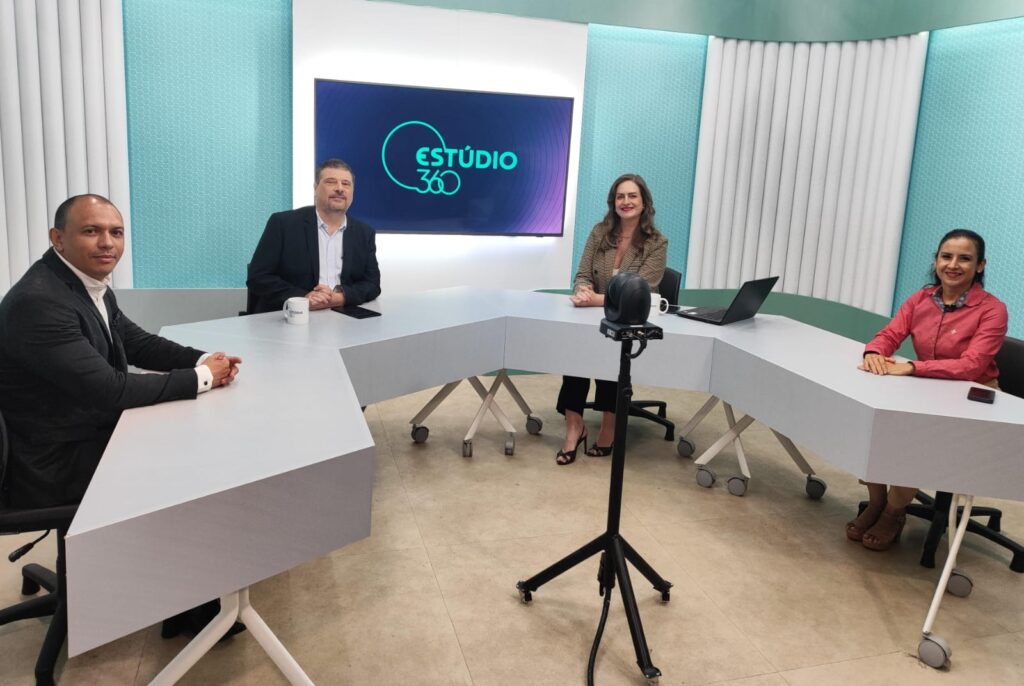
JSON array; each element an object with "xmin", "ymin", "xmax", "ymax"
[
  {"xmin": 0, "ymin": 194, "xmax": 241, "ymax": 508},
  {"xmin": 247, "ymin": 158, "xmax": 381, "ymax": 313}
]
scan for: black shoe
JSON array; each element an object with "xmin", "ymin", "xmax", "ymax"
[
  {"xmin": 161, "ymin": 599, "xmax": 246, "ymax": 641},
  {"xmin": 556, "ymin": 431, "xmax": 587, "ymax": 465}
]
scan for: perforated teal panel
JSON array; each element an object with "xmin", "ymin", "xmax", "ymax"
[
  {"xmin": 899, "ymin": 17, "xmax": 1024, "ymax": 337},
  {"xmin": 573, "ymin": 25, "xmax": 706, "ymax": 285},
  {"xmin": 124, "ymin": 0, "xmax": 292, "ymax": 287}
]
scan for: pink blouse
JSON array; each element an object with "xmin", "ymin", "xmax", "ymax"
[{"xmin": 865, "ymin": 284, "xmax": 1008, "ymax": 384}]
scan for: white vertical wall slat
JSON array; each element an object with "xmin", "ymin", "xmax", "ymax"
[
  {"xmin": 0, "ymin": 0, "xmax": 132, "ymax": 293},
  {"xmin": 687, "ymin": 33, "xmax": 929, "ymax": 315},
  {"xmin": 1, "ymin": 0, "xmax": 29, "ymax": 292},
  {"xmin": 59, "ymin": 0, "xmax": 89, "ymax": 194},
  {"xmin": 16, "ymin": 0, "xmax": 51, "ymax": 262},
  {"xmin": 686, "ymin": 36, "xmax": 721, "ymax": 288},
  {"xmin": 38, "ymin": 0, "xmax": 68, "ymax": 253},
  {"xmin": 101, "ymin": 0, "xmax": 132, "ymax": 287}
]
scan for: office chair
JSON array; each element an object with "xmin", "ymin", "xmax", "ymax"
[
  {"xmin": 239, "ymin": 264, "xmax": 256, "ymax": 316},
  {"xmin": 0, "ymin": 411, "xmax": 78, "ymax": 686},
  {"xmin": 584, "ymin": 267, "xmax": 683, "ymax": 441},
  {"xmin": 901, "ymin": 336, "xmax": 1024, "ymax": 573}
]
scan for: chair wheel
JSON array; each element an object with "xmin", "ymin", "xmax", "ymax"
[
  {"xmin": 660, "ymin": 590, "xmax": 670, "ymax": 602},
  {"xmin": 504, "ymin": 438, "xmax": 515, "ymax": 456},
  {"xmin": 805, "ymin": 475, "xmax": 827, "ymax": 500},
  {"xmin": 411, "ymin": 425, "xmax": 429, "ymax": 443},
  {"xmin": 677, "ymin": 438, "xmax": 695, "ymax": 458},
  {"xmin": 525, "ymin": 415, "xmax": 543, "ymax": 435},
  {"xmin": 462, "ymin": 440, "xmax": 473, "ymax": 458},
  {"xmin": 21, "ymin": 577, "xmax": 41, "ymax": 595},
  {"xmin": 918, "ymin": 634, "xmax": 951, "ymax": 668},
  {"xmin": 946, "ymin": 569, "xmax": 973, "ymax": 597},
  {"xmin": 726, "ymin": 475, "xmax": 748, "ymax": 497},
  {"xmin": 696, "ymin": 466, "xmax": 716, "ymax": 488}
]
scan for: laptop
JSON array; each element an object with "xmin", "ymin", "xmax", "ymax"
[{"xmin": 676, "ymin": 276, "xmax": 779, "ymax": 325}]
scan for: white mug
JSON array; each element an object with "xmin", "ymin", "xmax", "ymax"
[
  {"xmin": 283, "ymin": 297, "xmax": 310, "ymax": 325},
  {"xmin": 650, "ymin": 292, "xmax": 670, "ymax": 315}
]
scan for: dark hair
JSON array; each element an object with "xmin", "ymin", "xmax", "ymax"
[
  {"xmin": 315, "ymin": 158, "xmax": 354, "ymax": 184},
  {"xmin": 53, "ymin": 194, "xmax": 114, "ymax": 231},
  {"xmin": 599, "ymin": 173, "xmax": 658, "ymax": 249},
  {"xmin": 930, "ymin": 228, "xmax": 986, "ymax": 288}
]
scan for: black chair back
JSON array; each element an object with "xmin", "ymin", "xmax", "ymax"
[
  {"xmin": 995, "ymin": 336, "xmax": 1024, "ymax": 399},
  {"xmin": 0, "ymin": 411, "xmax": 9, "ymax": 508},
  {"xmin": 240, "ymin": 262, "xmax": 256, "ymax": 316},
  {"xmin": 660, "ymin": 268, "xmax": 682, "ymax": 307}
]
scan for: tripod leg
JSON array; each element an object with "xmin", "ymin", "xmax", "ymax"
[
  {"xmin": 621, "ymin": 538, "xmax": 672, "ymax": 600},
  {"xmin": 517, "ymin": 534, "xmax": 607, "ymax": 599},
  {"xmin": 611, "ymin": 537, "xmax": 661, "ymax": 680}
]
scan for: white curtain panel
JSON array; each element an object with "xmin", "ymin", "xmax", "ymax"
[
  {"xmin": 687, "ymin": 34, "xmax": 928, "ymax": 314},
  {"xmin": 0, "ymin": 0, "xmax": 132, "ymax": 292}
]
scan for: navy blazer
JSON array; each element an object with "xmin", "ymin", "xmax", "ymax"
[
  {"xmin": 0, "ymin": 249, "xmax": 205, "ymax": 507},
  {"xmin": 246, "ymin": 206, "xmax": 381, "ymax": 313}
]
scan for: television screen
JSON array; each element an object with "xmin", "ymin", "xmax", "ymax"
[{"xmin": 314, "ymin": 79, "xmax": 573, "ymax": 236}]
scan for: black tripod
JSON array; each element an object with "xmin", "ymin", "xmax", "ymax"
[{"xmin": 517, "ymin": 323, "xmax": 672, "ymax": 684}]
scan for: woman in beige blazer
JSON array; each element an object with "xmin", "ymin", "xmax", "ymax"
[{"xmin": 556, "ymin": 173, "xmax": 668, "ymax": 465}]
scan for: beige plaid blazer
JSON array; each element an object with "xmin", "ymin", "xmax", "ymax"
[{"xmin": 573, "ymin": 224, "xmax": 668, "ymax": 295}]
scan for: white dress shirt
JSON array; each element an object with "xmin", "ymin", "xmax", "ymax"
[
  {"xmin": 53, "ymin": 250, "xmax": 213, "ymax": 393},
  {"xmin": 316, "ymin": 211, "xmax": 346, "ymax": 289}
]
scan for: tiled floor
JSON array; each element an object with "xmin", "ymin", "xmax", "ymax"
[{"xmin": 2, "ymin": 375, "xmax": 1023, "ymax": 685}]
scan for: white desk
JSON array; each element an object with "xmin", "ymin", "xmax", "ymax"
[{"xmin": 64, "ymin": 288, "xmax": 1024, "ymax": 677}]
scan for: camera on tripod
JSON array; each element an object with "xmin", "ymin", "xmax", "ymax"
[
  {"xmin": 517, "ymin": 271, "xmax": 672, "ymax": 684},
  {"xmin": 600, "ymin": 272, "xmax": 664, "ymax": 345}
]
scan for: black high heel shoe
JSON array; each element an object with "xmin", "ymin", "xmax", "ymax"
[
  {"xmin": 556, "ymin": 431, "xmax": 588, "ymax": 465},
  {"xmin": 585, "ymin": 443, "xmax": 613, "ymax": 457}
]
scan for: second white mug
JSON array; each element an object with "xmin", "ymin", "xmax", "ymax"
[{"xmin": 650, "ymin": 292, "xmax": 670, "ymax": 315}]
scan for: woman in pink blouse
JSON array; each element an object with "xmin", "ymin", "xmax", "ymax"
[{"xmin": 847, "ymin": 229, "xmax": 1008, "ymax": 550}]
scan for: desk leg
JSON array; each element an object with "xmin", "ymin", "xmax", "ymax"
[
  {"xmin": 409, "ymin": 380, "xmax": 463, "ymax": 427},
  {"xmin": 918, "ymin": 494, "xmax": 975, "ymax": 669},
  {"xmin": 149, "ymin": 588, "xmax": 313, "ymax": 686},
  {"xmin": 464, "ymin": 375, "xmax": 516, "ymax": 456},
  {"xmin": 467, "ymin": 376, "xmax": 516, "ymax": 434},
  {"xmin": 693, "ymin": 414, "xmax": 755, "ymax": 468},
  {"xmin": 722, "ymin": 404, "xmax": 751, "ymax": 480}
]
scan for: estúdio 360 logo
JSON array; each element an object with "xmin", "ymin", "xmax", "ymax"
[{"xmin": 381, "ymin": 121, "xmax": 518, "ymax": 196}]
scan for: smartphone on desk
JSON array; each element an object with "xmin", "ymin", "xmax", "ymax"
[
  {"xmin": 332, "ymin": 304, "xmax": 381, "ymax": 319},
  {"xmin": 967, "ymin": 386, "xmax": 996, "ymax": 404}
]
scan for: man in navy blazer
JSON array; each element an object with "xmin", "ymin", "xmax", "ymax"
[
  {"xmin": 0, "ymin": 195, "xmax": 241, "ymax": 509},
  {"xmin": 247, "ymin": 159, "xmax": 381, "ymax": 313}
]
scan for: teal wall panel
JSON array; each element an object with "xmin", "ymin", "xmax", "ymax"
[
  {"xmin": 573, "ymin": 25, "xmax": 706, "ymax": 287},
  {"xmin": 124, "ymin": 0, "xmax": 292, "ymax": 287},
  {"xmin": 898, "ymin": 17, "xmax": 1024, "ymax": 338}
]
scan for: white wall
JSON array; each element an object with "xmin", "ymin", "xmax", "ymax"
[{"xmin": 293, "ymin": 0, "xmax": 587, "ymax": 295}]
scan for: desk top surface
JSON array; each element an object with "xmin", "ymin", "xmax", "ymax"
[{"xmin": 70, "ymin": 287, "xmax": 1024, "ymax": 534}]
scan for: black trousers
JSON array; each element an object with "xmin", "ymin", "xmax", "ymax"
[
  {"xmin": 556, "ymin": 375, "xmax": 617, "ymax": 416},
  {"xmin": 7, "ymin": 433, "xmax": 110, "ymax": 509}
]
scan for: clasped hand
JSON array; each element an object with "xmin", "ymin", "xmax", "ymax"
[
  {"xmin": 859, "ymin": 352, "xmax": 913, "ymax": 376},
  {"xmin": 570, "ymin": 284, "xmax": 596, "ymax": 307},
  {"xmin": 203, "ymin": 352, "xmax": 243, "ymax": 387},
  {"xmin": 306, "ymin": 284, "xmax": 343, "ymax": 310}
]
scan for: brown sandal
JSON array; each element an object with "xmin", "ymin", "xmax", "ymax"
[
  {"xmin": 846, "ymin": 503, "xmax": 885, "ymax": 542},
  {"xmin": 862, "ymin": 508, "xmax": 907, "ymax": 551}
]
